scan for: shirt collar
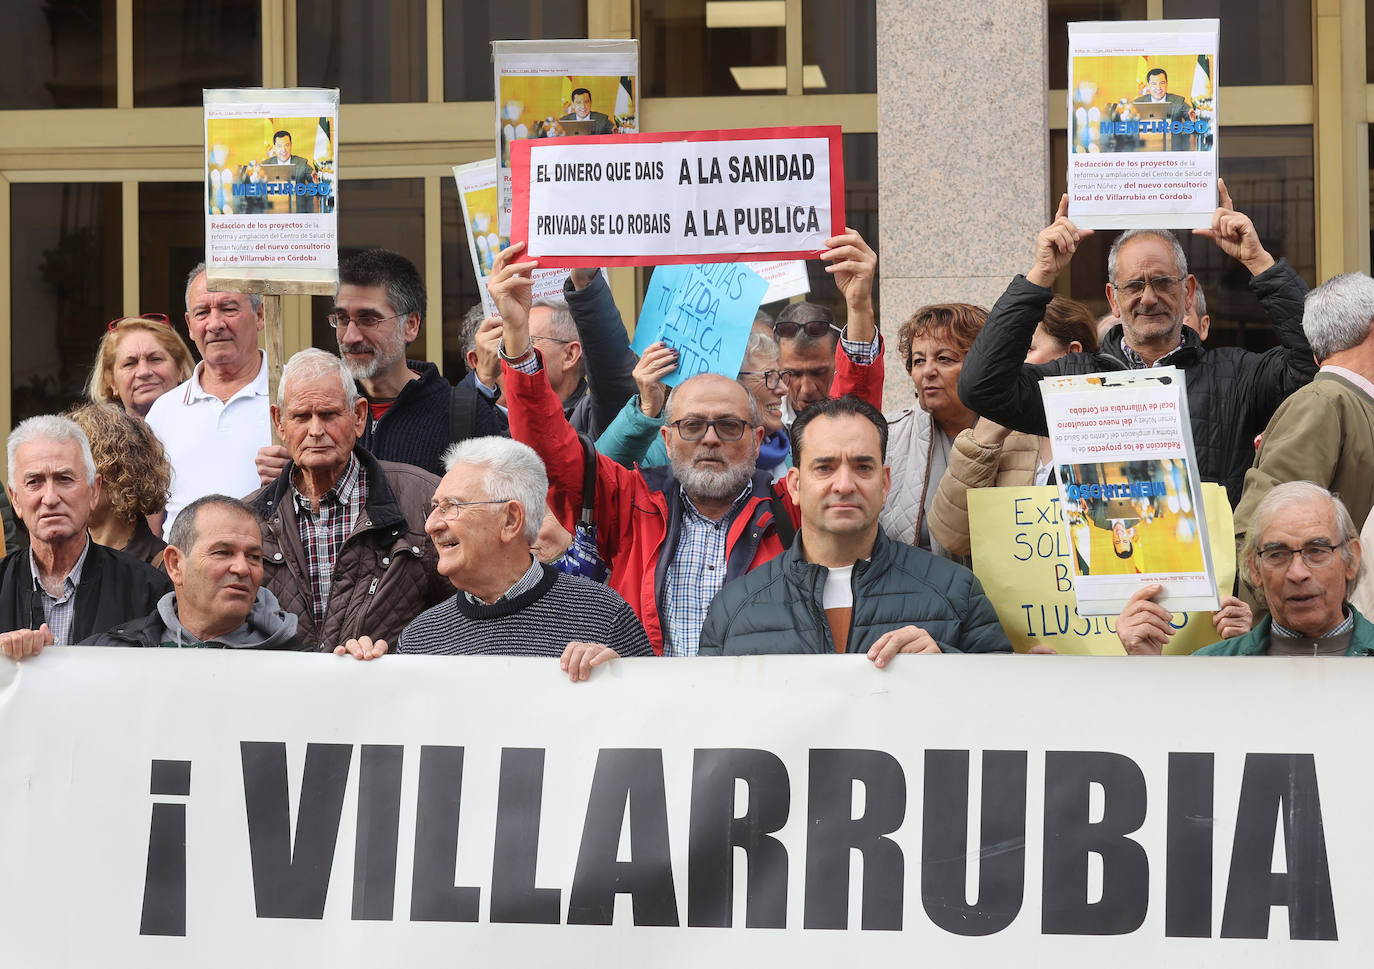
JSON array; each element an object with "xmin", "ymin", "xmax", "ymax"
[
  {"xmin": 680, "ymin": 480, "xmax": 755, "ymax": 522},
  {"xmin": 1120, "ymin": 335, "xmax": 1185, "ymax": 370},
  {"xmin": 184, "ymin": 349, "xmax": 270, "ymax": 403},
  {"xmin": 1272, "ymin": 607, "xmax": 1356, "ymax": 640},
  {"xmin": 29, "ymin": 535, "xmax": 91, "ymax": 597},
  {"xmin": 291, "ymin": 452, "xmax": 361, "ymax": 512},
  {"xmin": 1319, "ymin": 365, "xmax": 1374, "ymax": 401},
  {"xmin": 462, "ymin": 554, "xmax": 544, "ymax": 605}
]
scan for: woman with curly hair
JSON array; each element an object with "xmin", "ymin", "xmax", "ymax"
[
  {"xmin": 880, "ymin": 303, "xmax": 988, "ymax": 560},
  {"xmin": 66, "ymin": 403, "xmax": 171, "ymax": 568},
  {"xmin": 928, "ymin": 295, "xmax": 1100, "ymax": 558},
  {"xmin": 86, "ymin": 316, "xmax": 195, "ymax": 418}
]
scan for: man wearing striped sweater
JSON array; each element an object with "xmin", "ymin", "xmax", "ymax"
[{"xmin": 336, "ymin": 436, "xmax": 650, "ymax": 679}]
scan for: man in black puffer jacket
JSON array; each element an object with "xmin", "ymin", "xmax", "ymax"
[
  {"xmin": 698, "ymin": 397, "xmax": 1011, "ymax": 661},
  {"xmin": 959, "ymin": 181, "xmax": 1315, "ymax": 508}
]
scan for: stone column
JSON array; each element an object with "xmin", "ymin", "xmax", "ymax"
[{"xmin": 876, "ymin": 1, "xmax": 1050, "ymax": 409}]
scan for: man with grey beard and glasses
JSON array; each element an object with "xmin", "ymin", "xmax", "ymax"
[{"xmin": 488, "ymin": 244, "xmax": 805, "ymax": 657}]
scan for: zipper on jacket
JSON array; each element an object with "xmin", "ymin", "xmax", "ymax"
[{"xmin": 367, "ymin": 577, "xmax": 379, "ymax": 595}]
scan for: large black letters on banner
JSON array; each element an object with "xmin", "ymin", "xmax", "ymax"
[
  {"xmin": 567, "ymin": 748, "xmax": 680, "ymax": 926},
  {"xmin": 921, "ymin": 749, "xmax": 1027, "ymax": 936},
  {"xmin": 1165, "ymin": 752, "xmax": 1214, "ymax": 938},
  {"xmin": 1041, "ymin": 751, "xmax": 1149, "ymax": 935},
  {"xmin": 140, "ymin": 759, "xmax": 192, "ymax": 937},
  {"xmin": 410, "ymin": 745, "xmax": 481, "ymax": 922},
  {"xmin": 804, "ymin": 749, "xmax": 906, "ymax": 931},
  {"xmin": 241, "ymin": 742, "xmax": 353, "ymax": 919},
  {"xmin": 352, "ymin": 745, "xmax": 404, "ymax": 921},
  {"xmin": 1221, "ymin": 753, "xmax": 1337, "ymax": 941},
  {"xmin": 490, "ymin": 747, "xmax": 562, "ymax": 924},
  {"xmin": 687, "ymin": 748, "xmax": 791, "ymax": 928}
]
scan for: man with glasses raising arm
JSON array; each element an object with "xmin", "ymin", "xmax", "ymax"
[
  {"xmin": 490, "ymin": 240, "xmax": 839, "ymax": 657},
  {"xmin": 959, "ymin": 180, "xmax": 1316, "ymax": 507}
]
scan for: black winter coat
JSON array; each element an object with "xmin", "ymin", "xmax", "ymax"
[{"xmin": 957, "ymin": 258, "xmax": 1316, "ymax": 507}]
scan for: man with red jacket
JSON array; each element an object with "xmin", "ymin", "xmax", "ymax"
[{"xmin": 488, "ymin": 231, "xmax": 882, "ymax": 655}]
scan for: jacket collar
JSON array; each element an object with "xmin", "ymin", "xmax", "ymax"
[{"xmin": 252, "ymin": 444, "xmax": 406, "ymax": 533}]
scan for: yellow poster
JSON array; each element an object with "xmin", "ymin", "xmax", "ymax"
[{"xmin": 969, "ymin": 484, "xmax": 1235, "ymax": 655}]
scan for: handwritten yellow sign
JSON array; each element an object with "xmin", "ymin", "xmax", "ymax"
[{"xmin": 968, "ymin": 484, "xmax": 1235, "ymax": 654}]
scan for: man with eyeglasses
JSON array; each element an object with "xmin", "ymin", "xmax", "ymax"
[
  {"xmin": 1116, "ymin": 482, "xmax": 1371, "ymax": 656},
  {"xmin": 301, "ymin": 249, "xmax": 636, "ymax": 478},
  {"xmin": 147, "ymin": 263, "xmax": 273, "ymax": 537},
  {"xmin": 489, "ymin": 242, "xmax": 813, "ymax": 657},
  {"xmin": 336, "ymin": 437, "xmax": 651, "ymax": 677},
  {"xmin": 960, "ymin": 181, "xmax": 1316, "ymax": 507}
]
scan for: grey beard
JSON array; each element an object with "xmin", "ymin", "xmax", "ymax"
[
  {"xmin": 671, "ymin": 453, "xmax": 753, "ymax": 503},
  {"xmin": 339, "ymin": 347, "xmax": 381, "ymax": 380}
]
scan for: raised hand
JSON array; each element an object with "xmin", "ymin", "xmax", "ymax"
[
  {"xmin": 1028, "ymin": 195, "xmax": 1093, "ymax": 288},
  {"xmin": 633, "ymin": 342, "xmax": 679, "ymax": 417},
  {"xmin": 1192, "ymin": 178, "xmax": 1274, "ymax": 275}
]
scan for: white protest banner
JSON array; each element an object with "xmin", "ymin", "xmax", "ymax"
[
  {"xmin": 1041, "ymin": 368, "xmax": 1218, "ymax": 615},
  {"xmin": 969, "ymin": 484, "xmax": 1235, "ymax": 654},
  {"xmin": 1067, "ymin": 19, "xmax": 1218, "ymax": 229},
  {"xmin": 748, "ymin": 259, "xmax": 811, "ymax": 304},
  {"xmin": 511, "ymin": 126, "xmax": 845, "ymax": 267},
  {"xmin": 453, "ymin": 159, "xmax": 583, "ymax": 317},
  {"xmin": 204, "ymin": 88, "xmax": 338, "ymax": 283},
  {"xmin": 0, "ymin": 649, "xmax": 1365, "ymax": 967},
  {"xmin": 493, "ymin": 40, "xmax": 639, "ymax": 237}
]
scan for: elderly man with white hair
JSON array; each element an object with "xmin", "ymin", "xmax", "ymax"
[
  {"xmin": 0, "ymin": 415, "xmax": 170, "ymax": 658},
  {"xmin": 1234, "ymin": 271, "xmax": 1374, "ymax": 578},
  {"xmin": 1118, "ymin": 482, "xmax": 1371, "ymax": 656},
  {"xmin": 337, "ymin": 436, "xmax": 651, "ymax": 680},
  {"xmin": 246, "ymin": 348, "xmax": 450, "ymax": 652}
]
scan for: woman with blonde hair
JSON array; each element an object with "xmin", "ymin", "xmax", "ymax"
[
  {"xmin": 87, "ymin": 315, "xmax": 195, "ymax": 418},
  {"xmin": 66, "ymin": 403, "xmax": 171, "ymax": 568}
]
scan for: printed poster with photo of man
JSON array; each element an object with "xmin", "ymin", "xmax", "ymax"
[
  {"xmin": 1067, "ymin": 19, "xmax": 1218, "ymax": 229},
  {"xmin": 492, "ymin": 39, "xmax": 639, "ymax": 237},
  {"xmin": 1040, "ymin": 368, "xmax": 1220, "ymax": 615}
]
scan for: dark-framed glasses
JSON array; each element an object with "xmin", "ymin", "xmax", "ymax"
[
  {"xmin": 427, "ymin": 497, "xmax": 509, "ymax": 522},
  {"xmin": 668, "ymin": 418, "xmax": 753, "ymax": 442},
  {"xmin": 327, "ymin": 311, "xmax": 405, "ymax": 330},
  {"xmin": 1255, "ymin": 542, "xmax": 1345, "ymax": 571},
  {"xmin": 1113, "ymin": 275, "xmax": 1184, "ymax": 298},
  {"xmin": 738, "ymin": 369, "xmax": 783, "ymax": 390}
]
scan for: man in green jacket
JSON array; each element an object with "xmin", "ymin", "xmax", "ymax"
[
  {"xmin": 697, "ymin": 396, "xmax": 1011, "ymax": 662},
  {"xmin": 1198, "ymin": 481, "xmax": 1371, "ymax": 656}
]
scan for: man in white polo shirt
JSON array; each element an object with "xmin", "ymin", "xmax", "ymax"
[{"xmin": 146, "ymin": 263, "xmax": 271, "ymax": 538}]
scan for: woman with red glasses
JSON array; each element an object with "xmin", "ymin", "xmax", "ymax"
[{"xmin": 87, "ymin": 315, "xmax": 195, "ymax": 418}]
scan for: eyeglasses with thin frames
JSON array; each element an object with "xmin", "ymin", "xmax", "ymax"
[
  {"xmin": 327, "ymin": 311, "xmax": 406, "ymax": 331},
  {"xmin": 1113, "ymin": 275, "xmax": 1184, "ymax": 298},
  {"xmin": 1255, "ymin": 541, "xmax": 1345, "ymax": 571},
  {"xmin": 426, "ymin": 497, "xmax": 509, "ymax": 522},
  {"xmin": 738, "ymin": 369, "xmax": 783, "ymax": 390}
]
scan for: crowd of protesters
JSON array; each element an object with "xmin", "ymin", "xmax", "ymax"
[{"xmin": 4, "ymin": 177, "xmax": 1372, "ymax": 670}]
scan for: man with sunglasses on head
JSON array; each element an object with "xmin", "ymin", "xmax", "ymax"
[
  {"xmin": 959, "ymin": 180, "xmax": 1316, "ymax": 508},
  {"xmin": 488, "ymin": 236, "xmax": 873, "ymax": 657},
  {"xmin": 770, "ymin": 230, "xmax": 883, "ymax": 423}
]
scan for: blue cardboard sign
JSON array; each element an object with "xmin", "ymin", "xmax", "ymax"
[{"xmin": 631, "ymin": 262, "xmax": 769, "ymax": 387}]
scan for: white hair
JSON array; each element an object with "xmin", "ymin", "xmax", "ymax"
[
  {"xmin": 7, "ymin": 415, "xmax": 97, "ymax": 486},
  {"xmin": 1301, "ymin": 273, "xmax": 1374, "ymax": 362},
  {"xmin": 441, "ymin": 436, "xmax": 548, "ymax": 545},
  {"xmin": 279, "ymin": 348, "xmax": 359, "ymax": 408},
  {"xmin": 1107, "ymin": 228, "xmax": 1188, "ymax": 285}
]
